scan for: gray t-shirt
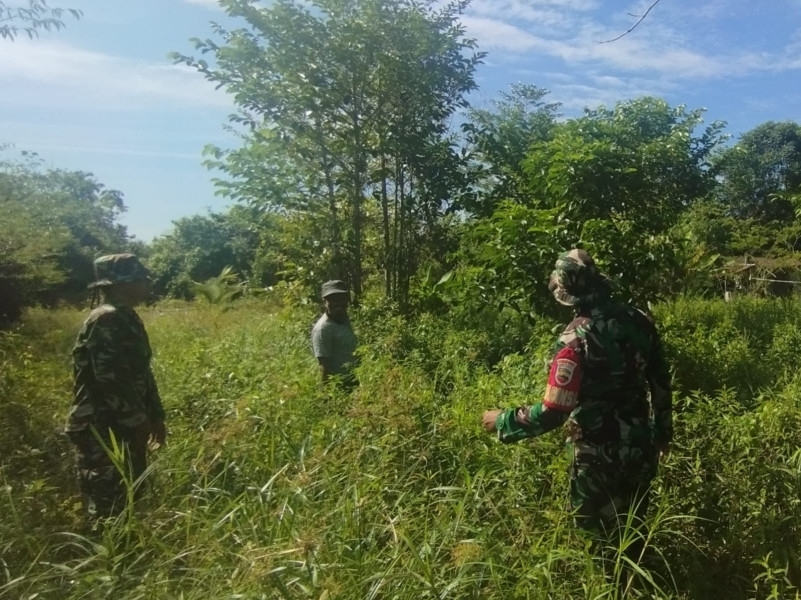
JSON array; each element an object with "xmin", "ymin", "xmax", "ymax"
[{"xmin": 311, "ymin": 313, "xmax": 358, "ymax": 375}]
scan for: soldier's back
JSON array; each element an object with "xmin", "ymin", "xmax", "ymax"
[
  {"xmin": 562, "ymin": 301, "xmax": 657, "ymax": 448},
  {"xmin": 68, "ymin": 303, "xmax": 149, "ymax": 433}
]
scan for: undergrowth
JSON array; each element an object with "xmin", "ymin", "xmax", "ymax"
[{"xmin": 1, "ymin": 296, "xmax": 800, "ymax": 599}]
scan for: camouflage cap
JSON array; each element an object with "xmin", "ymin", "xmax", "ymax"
[
  {"xmin": 88, "ymin": 254, "xmax": 151, "ymax": 289},
  {"xmin": 548, "ymin": 249, "xmax": 610, "ymax": 307}
]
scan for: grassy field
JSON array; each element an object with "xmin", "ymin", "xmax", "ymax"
[{"xmin": 1, "ymin": 296, "xmax": 800, "ymax": 599}]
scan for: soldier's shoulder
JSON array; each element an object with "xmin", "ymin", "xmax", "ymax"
[
  {"xmin": 630, "ymin": 304, "xmax": 654, "ymax": 321},
  {"xmin": 74, "ymin": 305, "xmax": 118, "ymax": 346},
  {"xmin": 311, "ymin": 313, "xmax": 329, "ymax": 332},
  {"xmin": 611, "ymin": 304, "xmax": 660, "ymax": 345},
  {"xmin": 627, "ymin": 305, "xmax": 658, "ymax": 332},
  {"xmin": 599, "ymin": 302, "xmax": 654, "ymax": 326},
  {"xmin": 86, "ymin": 303, "xmax": 122, "ymax": 323},
  {"xmin": 82, "ymin": 304, "xmax": 134, "ymax": 334},
  {"xmin": 559, "ymin": 315, "xmax": 591, "ymax": 345},
  {"xmin": 566, "ymin": 314, "xmax": 591, "ymax": 331}
]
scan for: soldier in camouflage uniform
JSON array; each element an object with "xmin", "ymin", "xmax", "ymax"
[
  {"xmin": 65, "ymin": 254, "xmax": 167, "ymax": 519},
  {"xmin": 482, "ymin": 249, "xmax": 672, "ymax": 534}
]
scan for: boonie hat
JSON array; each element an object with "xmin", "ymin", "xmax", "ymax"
[
  {"xmin": 88, "ymin": 254, "xmax": 151, "ymax": 289},
  {"xmin": 321, "ymin": 280, "xmax": 349, "ymax": 298},
  {"xmin": 548, "ymin": 249, "xmax": 610, "ymax": 306}
]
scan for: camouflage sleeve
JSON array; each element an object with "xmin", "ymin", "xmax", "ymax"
[
  {"xmin": 84, "ymin": 312, "xmax": 150, "ymax": 429},
  {"xmin": 495, "ymin": 329, "xmax": 583, "ymax": 444},
  {"xmin": 647, "ymin": 324, "xmax": 673, "ymax": 444},
  {"xmin": 145, "ymin": 368, "xmax": 165, "ymax": 423},
  {"xmin": 495, "ymin": 403, "xmax": 570, "ymax": 444}
]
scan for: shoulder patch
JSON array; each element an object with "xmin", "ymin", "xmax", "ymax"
[
  {"xmin": 555, "ymin": 358, "xmax": 577, "ymax": 386},
  {"xmin": 543, "ymin": 346, "xmax": 582, "ymax": 412}
]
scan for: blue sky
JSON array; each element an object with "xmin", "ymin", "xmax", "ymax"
[{"xmin": 3, "ymin": 0, "xmax": 800, "ymax": 241}]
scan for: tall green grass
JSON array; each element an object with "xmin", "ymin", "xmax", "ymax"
[{"xmin": 1, "ymin": 296, "xmax": 800, "ymax": 599}]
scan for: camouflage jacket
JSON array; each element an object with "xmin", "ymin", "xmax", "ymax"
[
  {"xmin": 66, "ymin": 303, "xmax": 164, "ymax": 433},
  {"xmin": 496, "ymin": 301, "xmax": 672, "ymax": 450}
]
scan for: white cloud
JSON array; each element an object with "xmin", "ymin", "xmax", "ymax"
[
  {"xmin": 11, "ymin": 140, "xmax": 203, "ymax": 160},
  {"xmin": 460, "ymin": 16, "xmax": 545, "ymax": 51},
  {"xmin": 680, "ymin": 0, "xmax": 729, "ymax": 20},
  {"xmin": 183, "ymin": 0, "xmax": 221, "ymax": 7},
  {"xmin": 461, "ymin": 10, "xmax": 799, "ymax": 82},
  {"xmin": 468, "ymin": 1, "xmax": 573, "ymax": 28},
  {"xmin": 537, "ymin": 71, "xmax": 576, "ymax": 83},
  {"xmin": 580, "ymin": 37, "xmax": 726, "ymax": 78},
  {"xmin": 468, "ymin": 0, "xmax": 600, "ymax": 33},
  {"xmin": 0, "ymin": 40, "xmax": 232, "ymax": 111},
  {"xmin": 549, "ymin": 77, "xmax": 674, "ymax": 112},
  {"xmin": 461, "ymin": 15, "xmax": 719, "ymax": 76},
  {"xmin": 777, "ymin": 28, "xmax": 801, "ymax": 68},
  {"xmin": 492, "ymin": 0, "xmax": 599, "ymax": 9}
]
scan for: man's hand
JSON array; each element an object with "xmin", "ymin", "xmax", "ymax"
[
  {"xmin": 150, "ymin": 420, "xmax": 167, "ymax": 450},
  {"xmin": 482, "ymin": 409, "xmax": 503, "ymax": 433},
  {"xmin": 132, "ymin": 420, "xmax": 151, "ymax": 453},
  {"xmin": 655, "ymin": 441, "xmax": 670, "ymax": 462},
  {"xmin": 318, "ymin": 357, "xmax": 335, "ymax": 383}
]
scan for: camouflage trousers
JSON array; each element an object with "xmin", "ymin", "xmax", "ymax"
[
  {"xmin": 68, "ymin": 427, "xmax": 147, "ymax": 519},
  {"xmin": 569, "ymin": 439, "xmax": 657, "ymax": 535}
]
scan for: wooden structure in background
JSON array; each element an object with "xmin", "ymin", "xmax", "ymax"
[{"xmin": 718, "ymin": 255, "xmax": 801, "ymax": 299}]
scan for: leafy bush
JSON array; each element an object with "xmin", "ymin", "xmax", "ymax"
[{"xmin": 190, "ymin": 266, "xmax": 244, "ymax": 305}]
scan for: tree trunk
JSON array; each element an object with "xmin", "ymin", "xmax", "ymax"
[
  {"xmin": 400, "ymin": 172, "xmax": 414, "ymax": 312},
  {"xmin": 398, "ymin": 163, "xmax": 407, "ymax": 312},
  {"xmin": 381, "ymin": 153, "xmax": 391, "ymax": 298},
  {"xmin": 392, "ymin": 155, "xmax": 401, "ymax": 302},
  {"xmin": 315, "ymin": 119, "xmax": 344, "ymax": 280},
  {"xmin": 350, "ymin": 116, "xmax": 364, "ymax": 300},
  {"xmin": 323, "ymin": 159, "xmax": 343, "ymax": 280}
]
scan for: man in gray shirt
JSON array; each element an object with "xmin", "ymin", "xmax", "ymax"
[{"xmin": 311, "ymin": 280, "xmax": 358, "ymax": 385}]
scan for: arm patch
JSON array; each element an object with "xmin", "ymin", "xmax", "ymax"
[{"xmin": 543, "ymin": 346, "xmax": 581, "ymax": 412}]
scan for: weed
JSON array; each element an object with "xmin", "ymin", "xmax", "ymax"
[{"xmin": 1, "ymin": 297, "xmax": 800, "ymax": 598}]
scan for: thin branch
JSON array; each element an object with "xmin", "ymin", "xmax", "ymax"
[{"xmin": 597, "ymin": 0, "xmax": 663, "ymax": 44}]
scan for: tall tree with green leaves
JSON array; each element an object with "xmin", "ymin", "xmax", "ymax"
[
  {"xmin": 523, "ymin": 97, "xmax": 726, "ymax": 230},
  {"xmin": 715, "ymin": 121, "xmax": 801, "ymax": 222},
  {"xmin": 461, "ymin": 84, "xmax": 561, "ymax": 216},
  {"xmin": 0, "ymin": 151, "xmax": 131, "ymax": 324},
  {"xmin": 173, "ymin": 0, "xmax": 482, "ymax": 304},
  {"xmin": 462, "ymin": 97, "xmax": 729, "ymax": 311}
]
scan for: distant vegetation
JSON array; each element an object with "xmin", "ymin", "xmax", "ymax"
[
  {"xmin": 0, "ymin": 151, "xmax": 141, "ymax": 325},
  {"xmin": 1, "ymin": 1, "xmax": 801, "ymax": 321}
]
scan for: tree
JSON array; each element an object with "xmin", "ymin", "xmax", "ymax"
[
  {"xmin": 461, "ymin": 84, "xmax": 560, "ymax": 216},
  {"xmin": 460, "ymin": 201, "xmax": 569, "ymax": 318},
  {"xmin": 0, "ymin": 151, "xmax": 131, "ymax": 324},
  {"xmin": 461, "ymin": 97, "xmax": 728, "ymax": 311},
  {"xmin": 522, "ymin": 97, "xmax": 726, "ymax": 233},
  {"xmin": 0, "ymin": 0, "xmax": 81, "ymax": 41},
  {"xmin": 147, "ymin": 207, "xmax": 264, "ymax": 298},
  {"xmin": 715, "ymin": 121, "xmax": 801, "ymax": 222},
  {"xmin": 173, "ymin": 0, "xmax": 482, "ymax": 306}
]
